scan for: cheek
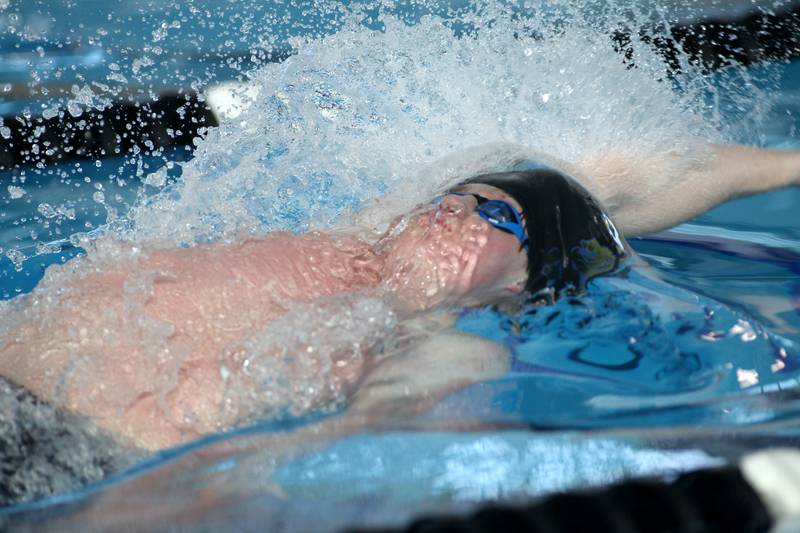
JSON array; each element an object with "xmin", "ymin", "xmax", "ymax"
[
  {"xmin": 398, "ymin": 215, "xmax": 486, "ymax": 257},
  {"xmin": 471, "ymin": 232, "xmax": 525, "ymax": 288},
  {"xmin": 386, "ymin": 218, "xmax": 489, "ymax": 290}
]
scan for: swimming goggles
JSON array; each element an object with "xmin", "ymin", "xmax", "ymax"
[{"xmin": 434, "ymin": 191, "xmax": 529, "ymax": 250}]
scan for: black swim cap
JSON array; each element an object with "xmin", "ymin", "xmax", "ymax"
[{"xmin": 461, "ymin": 168, "xmax": 627, "ymax": 300}]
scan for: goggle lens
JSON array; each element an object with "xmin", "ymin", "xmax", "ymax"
[{"xmin": 433, "ymin": 191, "xmax": 529, "ymax": 250}]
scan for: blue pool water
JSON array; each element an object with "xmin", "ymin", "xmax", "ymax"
[{"xmin": 2, "ymin": 2, "xmax": 800, "ymax": 530}]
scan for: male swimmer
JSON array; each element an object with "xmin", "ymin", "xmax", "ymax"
[{"xmin": 0, "ymin": 143, "xmax": 798, "ymax": 451}]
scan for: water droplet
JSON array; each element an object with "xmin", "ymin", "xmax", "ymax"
[
  {"xmin": 67, "ymin": 102, "xmax": 83, "ymax": 118},
  {"xmin": 5, "ymin": 249, "xmax": 25, "ymax": 272},
  {"xmin": 7, "ymin": 185, "xmax": 25, "ymax": 199},
  {"xmin": 37, "ymin": 203, "xmax": 57, "ymax": 218},
  {"xmin": 42, "ymin": 106, "xmax": 59, "ymax": 120}
]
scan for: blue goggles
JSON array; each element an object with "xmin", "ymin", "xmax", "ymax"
[{"xmin": 433, "ymin": 191, "xmax": 529, "ymax": 251}]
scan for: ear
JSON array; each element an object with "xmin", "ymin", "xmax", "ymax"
[
  {"xmin": 510, "ymin": 277, "xmax": 527, "ymax": 291},
  {"xmin": 503, "ymin": 269, "xmax": 527, "ymax": 294}
]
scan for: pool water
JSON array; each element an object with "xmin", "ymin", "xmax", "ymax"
[{"xmin": 2, "ymin": 2, "xmax": 800, "ymax": 530}]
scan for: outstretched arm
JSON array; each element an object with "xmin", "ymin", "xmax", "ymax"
[
  {"xmin": 200, "ymin": 329, "xmax": 511, "ymax": 461},
  {"xmin": 348, "ymin": 329, "xmax": 511, "ymax": 417},
  {"xmin": 579, "ymin": 144, "xmax": 800, "ymax": 237}
]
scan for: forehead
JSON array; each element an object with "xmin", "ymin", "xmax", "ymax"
[{"xmin": 450, "ymin": 183, "xmax": 525, "ymax": 214}]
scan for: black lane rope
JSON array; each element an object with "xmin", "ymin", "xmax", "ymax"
[
  {"xmin": 0, "ymin": 91, "xmax": 218, "ymax": 171},
  {"xmin": 614, "ymin": 2, "xmax": 800, "ymax": 72},
  {"xmin": 346, "ymin": 447, "xmax": 800, "ymax": 533}
]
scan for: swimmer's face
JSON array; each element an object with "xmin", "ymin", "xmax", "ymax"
[{"xmin": 380, "ymin": 183, "xmax": 528, "ymax": 311}]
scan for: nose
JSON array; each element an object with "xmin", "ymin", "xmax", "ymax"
[{"xmin": 437, "ymin": 193, "xmax": 473, "ymax": 218}]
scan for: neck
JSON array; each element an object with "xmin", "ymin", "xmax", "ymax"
[
  {"xmin": 286, "ymin": 236, "xmax": 427, "ymax": 315},
  {"xmin": 347, "ymin": 242, "xmax": 386, "ymax": 289},
  {"xmin": 359, "ymin": 236, "xmax": 424, "ymax": 315}
]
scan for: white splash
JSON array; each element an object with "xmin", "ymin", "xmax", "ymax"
[{"xmin": 125, "ymin": 6, "xmax": 742, "ymax": 247}]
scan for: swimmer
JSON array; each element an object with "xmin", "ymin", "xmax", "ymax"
[{"xmin": 0, "ymin": 143, "xmax": 798, "ymax": 451}]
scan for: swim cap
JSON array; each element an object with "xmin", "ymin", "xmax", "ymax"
[{"xmin": 461, "ymin": 168, "xmax": 627, "ymax": 300}]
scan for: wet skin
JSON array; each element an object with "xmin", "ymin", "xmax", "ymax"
[{"xmin": 0, "ymin": 184, "xmax": 527, "ymax": 450}]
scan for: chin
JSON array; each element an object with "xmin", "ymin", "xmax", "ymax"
[
  {"xmin": 385, "ymin": 252, "xmax": 478, "ymax": 312},
  {"xmin": 383, "ymin": 216, "xmax": 494, "ymax": 308}
]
